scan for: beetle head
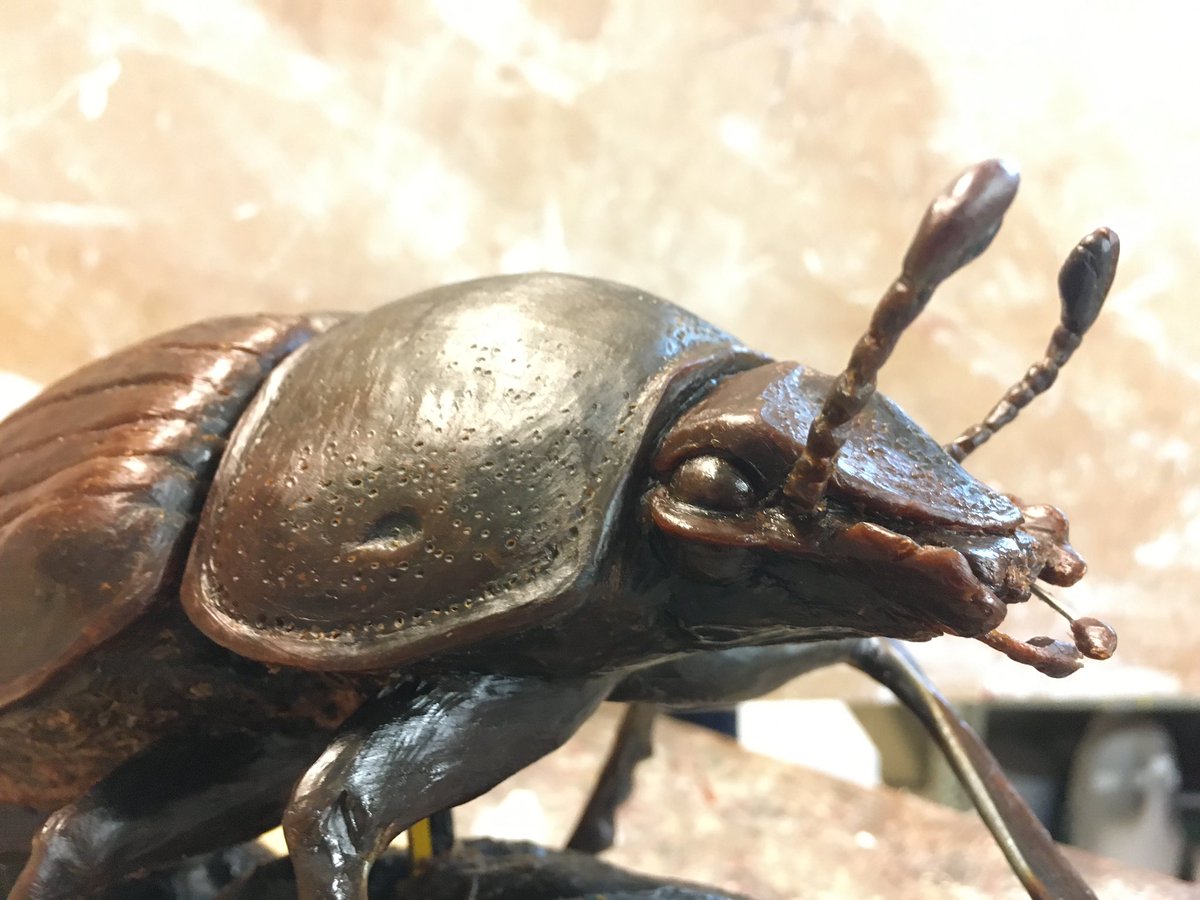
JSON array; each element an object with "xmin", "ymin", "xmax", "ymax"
[{"xmin": 648, "ymin": 161, "xmax": 1118, "ymax": 677}]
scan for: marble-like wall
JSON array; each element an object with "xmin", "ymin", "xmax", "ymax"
[{"xmin": 1, "ymin": 1, "xmax": 1195, "ymax": 699}]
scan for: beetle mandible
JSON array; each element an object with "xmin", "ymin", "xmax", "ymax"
[{"xmin": 0, "ymin": 160, "xmax": 1118, "ymax": 900}]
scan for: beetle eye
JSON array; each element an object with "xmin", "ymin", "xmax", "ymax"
[{"xmin": 669, "ymin": 455, "xmax": 758, "ymax": 513}]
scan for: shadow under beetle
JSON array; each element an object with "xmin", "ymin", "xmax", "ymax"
[{"xmin": 0, "ymin": 160, "xmax": 1118, "ymax": 900}]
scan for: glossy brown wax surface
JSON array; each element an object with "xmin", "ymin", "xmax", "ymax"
[
  {"xmin": 0, "ymin": 3, "xmax": 1190, "ymax": 702},
  {"xmin": 0, "ymin": 315, "xmax": 340, "ymax": 709},
  {"xmin": 656, "ymin": 362, "xmax": 1021, "ymax": 533},
  {"xmin": 183, "ymin": 273, "xmax": 764, "ymax": 671}
]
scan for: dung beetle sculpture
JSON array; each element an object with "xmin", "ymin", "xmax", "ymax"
[{"xmin": 0, "ymin": 160, "xmax": 1119, "ymax": 900}]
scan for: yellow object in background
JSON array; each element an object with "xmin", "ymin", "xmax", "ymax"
[{"xmin": 407, "ymin": 817, "xmax": 434, "ymax": 869}]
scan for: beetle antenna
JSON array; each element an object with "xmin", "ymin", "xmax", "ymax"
[
  {"xmin": 784, "ymin": 160, "xmax": 1021, "ymax": 514},
  {"xmin": 945, "ymin": 228, "xmax": 1119, "ymax": 463}
]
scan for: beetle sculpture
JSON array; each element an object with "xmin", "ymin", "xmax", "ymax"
[{"xmin": 0, "ymin": 160, "xmax": 1119, "ymax": 900}]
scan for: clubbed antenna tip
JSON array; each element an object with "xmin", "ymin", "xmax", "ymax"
[
  {"xmin": 946, "ymin": 226, "xmax": 1120, "ymax": 463},
  {"xmin": 784, "ymin": 160, "xmax": 1021, "ymax": 514}
]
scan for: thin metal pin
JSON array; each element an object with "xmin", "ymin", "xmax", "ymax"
[{"xmin": 1031, "ymin": 583, "xmax": 1075, "ymax": 623}]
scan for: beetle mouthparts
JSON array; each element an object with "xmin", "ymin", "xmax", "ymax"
[
  {"xmin": 1070, "ymin": 617, "xmax": 1118, "ymax": 660},
  {"xmin": 1031, "ymin": 583, "xmax": 1117, "ymax": 660},
  {"xmin": 977, "ymin": 630, "xmax": 1082, "ymax": 678},
  {"xmin": 976, "ymin": 585, "xmax": 1118, "ymax": 677}
]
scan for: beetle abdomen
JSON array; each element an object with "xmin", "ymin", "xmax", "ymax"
[
  {"xmin": 0, "ymin": 314, "xmax": 346, "ymax": 709},
  {"xmin": 183, "ymin": 274, "xmax": 766, "ymax": 672}
]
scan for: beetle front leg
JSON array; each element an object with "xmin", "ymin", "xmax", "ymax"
[
  {"xmin": 283, "ymin": 670, "xmax": 617, "ymax": 900},
  {"xmin": 850, "ymin": 639, "xmax": 1095, "ymax": 900}
]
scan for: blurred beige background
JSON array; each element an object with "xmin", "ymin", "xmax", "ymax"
[{"xmin": 0, "ymin": 0, "xmax": 1196, "ymax": 701}]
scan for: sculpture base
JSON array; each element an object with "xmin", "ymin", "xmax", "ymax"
[
  {"xmin": 224, "ymin": 839, "xmax": 746, "ymax": 900},
  {"xmin": 24, "ymin": 839, "xmax": 746, "ymax": 900}
]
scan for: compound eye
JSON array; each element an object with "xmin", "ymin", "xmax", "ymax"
[{"xmin": 669, "ymin": 455, "xmax": 758, "ymax": 513}]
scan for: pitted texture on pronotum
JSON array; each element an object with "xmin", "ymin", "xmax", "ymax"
[
  {"xmin": 0, "ymin": 160, "xmax": 1118, "ymax": 900},
  {"xmin": 182, "ymin": 274, "xmax": 766, "ymax": 672}
]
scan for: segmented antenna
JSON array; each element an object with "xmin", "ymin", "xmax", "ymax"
[
  {"xmin": 945, "ymin": 228, "xmax": 1120, "ymax": 463},
  {"xmin": 783, "ymin": 160, "xmax": 1021, "ymax": 515}
]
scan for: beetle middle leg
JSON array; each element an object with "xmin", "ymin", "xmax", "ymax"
[
  {"xmin": 8, "ymin": 728, "xmax": 327, "ymax": 900},
  {"xmin": 588, "ymin": 640, "xmax": 1094, "ymax": 900},
  {"xmin": 566, "ymin": 702, "xmax": 658, "ymax": 853},
  {"xmin": 282, "ymin": 670, "xmax": 617, "ymax": 900},
  {"xmin": 570, "ymin": 640, "xmax": 862, "ymax": 852}
]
